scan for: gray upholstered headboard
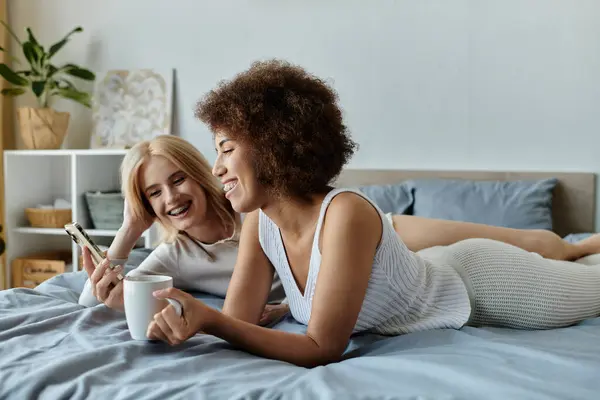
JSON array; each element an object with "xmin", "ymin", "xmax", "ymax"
[{"xmin": 333, "ymin": 169, "xmax": 596, "ymax": 237}]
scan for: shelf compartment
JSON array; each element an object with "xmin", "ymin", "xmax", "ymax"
[{"xmin": 13, "ymin": 227, "xmax": 121, "ymax": 236}]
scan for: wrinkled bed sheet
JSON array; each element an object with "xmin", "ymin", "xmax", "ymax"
[{"xmin": 1, "ymin": 254, "xmax": 600, "ymax": 399}]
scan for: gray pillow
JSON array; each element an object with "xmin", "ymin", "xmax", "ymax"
[
  {"xmin": 411, "ymin": 178, "xmax": 558, "ymax": 230},
  {"xmin": 356, "ymin": 182, "xmax": 414, "ymax": 215}
]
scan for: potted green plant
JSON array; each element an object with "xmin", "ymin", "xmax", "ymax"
[{"xmin": 0, "ymin": 21, "xmax": 95, "ymax": 149}]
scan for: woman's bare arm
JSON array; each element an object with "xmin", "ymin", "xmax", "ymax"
[
  {"xmin": 221, "ymin": 210, "xmax": 277, "ymax": 324},
  {"xmin": 106, "ymin": 225, "xmax": 144, "ymax": 260},
  {"xmin": 202, "ymin": 193, "xmax": 381, "ymax": 367}
]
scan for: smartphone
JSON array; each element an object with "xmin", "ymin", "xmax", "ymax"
[{"xmin": 65, "ymin": 222, "xmax": 124, "ymax": 281}]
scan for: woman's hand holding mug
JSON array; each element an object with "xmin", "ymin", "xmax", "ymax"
[{"xmin": 147, "ymin": 288, "xmax": 211, "ymax": 345}]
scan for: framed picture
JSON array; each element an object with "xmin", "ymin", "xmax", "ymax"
[{"xmin": 90, "ymin": 68, "xmax": 174, "ymax": 149}]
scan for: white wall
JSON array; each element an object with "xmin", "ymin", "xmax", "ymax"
[{"xmin": 8, "ymin": 0, "xmax": 600, "ymax": 229}]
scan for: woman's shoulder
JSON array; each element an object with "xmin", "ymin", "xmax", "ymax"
[
  {"xmin": 323, "ymin": 187, "xmax": 381, "ymax": 217},
  {"xmin": 320, "ymin": 188, "xmax": 382, "ymax": 240}
]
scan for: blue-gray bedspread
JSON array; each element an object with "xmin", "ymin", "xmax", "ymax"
[{"xmin": 1, "ymin": 268, "xmax": 599, "ymax": 400}]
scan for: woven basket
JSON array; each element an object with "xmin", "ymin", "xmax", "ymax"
[
  {"xmin": 25, "ymin": 208, "xmax": 72, "ymax": 228},
  {"xmin": 85, "ymin": 191, "xmax": 124, "ymax": 229},
  {"xmin": 17, "ymin": 107, "xmax": 70, "ymax": 150}
]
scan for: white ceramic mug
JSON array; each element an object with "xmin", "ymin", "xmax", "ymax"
[{"xmin": 123, "ymin": 275, "xmax": 183, "ymax": 340}]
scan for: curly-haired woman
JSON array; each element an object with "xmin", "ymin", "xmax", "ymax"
[{"xmin": 147, "ymin": 59, "xmax": 600, "ymax": 367}]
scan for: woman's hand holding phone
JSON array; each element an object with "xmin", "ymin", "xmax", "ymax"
[{"xmin": 82, "ymin": 247, "xmax": 125, "ymax": 311}]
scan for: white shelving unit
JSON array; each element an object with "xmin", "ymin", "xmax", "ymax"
[{"xmin": 3, "ymin": 149, "xmax": 158, "ymax": 288}]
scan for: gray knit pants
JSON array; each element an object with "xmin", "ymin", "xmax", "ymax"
[{"xmin": 441, "ymin": 238, "xmax": 600, "ymax": 329}]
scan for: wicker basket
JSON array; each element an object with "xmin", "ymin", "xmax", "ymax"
[
  {"xmin": 17, "ymin": 107, "xmax": 70, "ymax": 150},
  {"xmin": 25, "ymin": 208, "xmax": 72, "ymax": 228},
  {"xmin": 12, "ymin": 251, "xmax": 71, "ymax": 288},
  {"xmin": 84, "ymin": 191, "xmax": 124, "ymax": 229}
]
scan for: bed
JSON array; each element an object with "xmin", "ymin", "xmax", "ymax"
[{"xmin": 1, "ymin": 169, "xmax": 599, "ymax": 400}]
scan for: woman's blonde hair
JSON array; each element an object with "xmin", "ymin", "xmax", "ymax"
[{"xmin": 120, "ymin": 135, "xmax": 236, "ymax": 244}]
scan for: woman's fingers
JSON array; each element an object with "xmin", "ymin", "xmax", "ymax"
[
  {"xmin": 154, "ymin": 312, "xmax": 177, "ymax": 344},
  {"xmin": 87, "ymin": 253, "xmax": 110, "ymax": 298},
  {"xmin": 260, "ymin": 310, "xmax": 275, "ymax": 325},
  {"xmin": 95, "ymin": 264, "xmax": 123, "ymax": 301},
  {"xmin": 259, "ymin": 303, "xmax": 289, "ymax": 326},
  {"xmin": 90, "ymin": 258, "xmax": 111, "ymax": 285},
  {"xmin": 104, "ymin": 280, "xmax": 124, "ymax": 310},
  {"xmin": 146, "ymin": 304, "xmax": 185, "ymax": 345},
  {"xmin": 95, "ymin": 275, "xmax": 113, "ymax": 301},
  {"xmin": 150, "ymin": 288, "xmax": 206, "ymax": 345},
  {"xmin": 147, "ymin": 320, "xmax": 169, "ymax": 343},
  {"xmin": 82, "ymin": 247, "xmax": 96, "ymax": 278}
]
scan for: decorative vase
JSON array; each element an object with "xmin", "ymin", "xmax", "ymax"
[{"xmin": 16, "ymin": 107, "xmax": 70, "ymax": 150}]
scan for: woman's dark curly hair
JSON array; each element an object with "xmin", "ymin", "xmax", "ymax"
[{"xmin": 195, "ymin": 59, "xmax": 358, "ymax": 200}]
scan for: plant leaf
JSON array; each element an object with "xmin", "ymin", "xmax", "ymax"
[
  {"xmin": 26, "ymin": 28, "xmax": 41, "ymax": 48},
  {"xmin": 31, "ymin": 80, "xmax": 45, "ymax": 97},
  {"xmin": 48, "ymin": 26, "xmax": 83, "ymax": 59},
  {"xmin": 57, "ymin": 78, "xmax": 76, "ymax": 90},
  {"xmin": 47, "ymin": 64, "xmax": 58, "ymax": 77},
  {"xmin": 0, "ymin": 20, "xmax": 22, "ymax": 46},
  {"xmin": 1, "ymin": 87, "xmax": 26, "ymax": 96},
  {"xmin": 22, "ymin": 41, "xmax": 41, "ymax": 68},
  {"xmin": 39, "ymin": 52, "xmax": 49, "ymax": 70},
  {"xmin": 63, "ymin": 64, "xmax": 95, "ymax": 80},
  {"xmin": 0, "ymin": 63, "xmax": 29, "ymax": 86},
  {"xmin": 56, "ymin": 87, "xmax": 92, "ymax": 108}
]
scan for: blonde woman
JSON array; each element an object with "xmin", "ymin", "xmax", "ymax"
[{"xmin": 78, "ymin": 135, "xmax": 288, "ymax": 326}]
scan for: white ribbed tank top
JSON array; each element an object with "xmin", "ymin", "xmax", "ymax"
[{"xmin": 258, "ymin": 188, "xmax": 472, "ymax": 335}]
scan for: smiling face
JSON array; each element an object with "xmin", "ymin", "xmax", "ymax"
[
  {"xmin": 212, "ymin": 132, "xmax": 267, "ymax": 213},
  {"xmin": 139, "ymin": 155, "xmax": 209, "ymax": 232}
]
